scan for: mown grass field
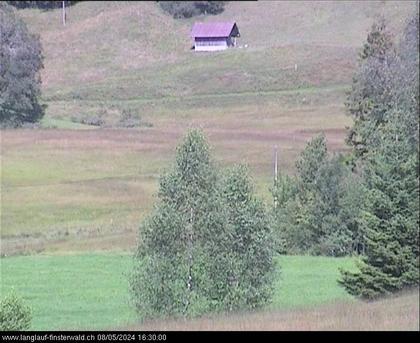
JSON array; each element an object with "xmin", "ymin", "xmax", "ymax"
[{"xmin": 0, "ymin": 254, "xmax": 356, "ymax": 330}]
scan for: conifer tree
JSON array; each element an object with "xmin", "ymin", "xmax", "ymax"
[
  {"xmin": 345, "ymin": 18, "xmax": 396, "ymax": 163},
  {"xmin": 339, "ymin": 113, "xmax": 419, "ymax": 299},
  {"xmin": 394, "ymin": 11, "xmax": 419, "ymax": 150}
]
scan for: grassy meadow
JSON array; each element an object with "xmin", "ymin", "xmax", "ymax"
[
  {"xmin": 1, "ymin": 0, "xmax": 418, "ymax": 331},
  {"xmin": 0, "ymin": 254, "xmax": 356, "ymax": 330},
  {"xmin": 1, "ymin": 104, "xmax": 352, "ymax": 256},
  {"xmin": 2, "ymin": 0, "xmax": 416, "ymax": 255}
]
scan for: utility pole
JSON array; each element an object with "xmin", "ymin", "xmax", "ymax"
[
  {"xmin": 62, "ymin": 1, "xmax": 66, "ymax": 26},
  {"xmin": 274, "ymin": 145, "xmax": 278, "ymax": 209},
  {"xmin": 274, "ymin": 145, "xmax": 278, "ymax": 182}
]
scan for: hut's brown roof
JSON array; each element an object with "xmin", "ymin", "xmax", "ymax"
[{"xmin": 191, "ymin": 22, "xmax": 237, "ymax": 38}]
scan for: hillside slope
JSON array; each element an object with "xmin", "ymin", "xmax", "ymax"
[{"xmin": 18, "ymin": 1, "xmax": 415, "ymax": 112}]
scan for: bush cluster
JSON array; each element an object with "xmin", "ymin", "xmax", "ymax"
[
  {"xmin": 0, "ymin": 292, "xmax": 32, "ymax": 331},
  {"xmin": 158, "ymin": 1, "xmax": 225, "ymax": 19}
]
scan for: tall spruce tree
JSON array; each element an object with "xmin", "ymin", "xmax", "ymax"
[
  {"xmin": 339, "ymin": 12, "xmax": 419, "ymax": 299},
  {"xmin": 345, "ymin": 18, "xmax": 396, "ymax": 164},
  {"xmin": 394, "ymin": 11, "xmax": 419, "ymax": 150},
  {"xmin": 130, "ymin": 130, "xmax": 276, "ymax": 319},
  {"xmin": 339, "ymin": 113, "xmax": 419, "ymax": 299}
]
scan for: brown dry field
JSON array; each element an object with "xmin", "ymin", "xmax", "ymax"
[
  {"xmin": 1, "ymin": 103, "xmax": 350, "ymax": 256},
  {"xmin": 121, "ymin": 291, "xmax": 420, "ymax": 331}
]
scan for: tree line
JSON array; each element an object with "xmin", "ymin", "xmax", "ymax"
[
  {"xmin": 6, "ymin": 1, "xmax": 79, "ymax": 10},
  {"xmin": 6, "ymin": 1, "xmax": 225, "ymax": 16},
  {"xmin": 271, "ymin": 13, "xmax": 419, "ymax": 299},
  {"xmin": 158, "ymin": 1, "xmax": 226, "ymax": 19}
]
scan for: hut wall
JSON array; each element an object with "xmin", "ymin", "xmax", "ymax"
[{"xmin": 194, "ymin": 37, "xmax": 228, "ymax": 51}]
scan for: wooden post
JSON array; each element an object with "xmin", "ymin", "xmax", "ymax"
[{"xmin": 62, "ymin": 1, "xmax": 66, "ymax": 26}]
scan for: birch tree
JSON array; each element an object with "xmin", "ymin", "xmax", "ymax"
[{"xmin": 130, "ymin": 130, "xmax": 276, "ymax": 319}]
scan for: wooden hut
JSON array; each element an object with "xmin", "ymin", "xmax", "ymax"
[{"xmin": 191, "ymin": 22, "xmax": 240, "ymax": 52}]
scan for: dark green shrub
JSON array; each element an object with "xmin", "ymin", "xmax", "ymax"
[
  {"xmin": 158, "ymin": 1, "xmax": 226, "ymax": 19},
  {"xmin": 6, "ymin": 1, "xmax": 79, "ymax": 10},
  {"xmin": 0, "ymin": 292, "xmax": 32, "ymax": 331},
  {"xmin": 117, "ymin": 109, "xmax": 153, "ymax": 128},
  {"xmin": 271, "ymin": 135, "xmax": 364, "ymax": 256}
]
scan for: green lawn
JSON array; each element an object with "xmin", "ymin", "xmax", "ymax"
[
  {"xmin": 0, "ymin": 253, "xmax": 136, "ymax": 330},
  {"xmin": 40, "ymin": 117, "xmax": 96, "ymax": 130},
  {"xmin": 272, "ymin": 255, "xmax": 356, "ymax": 309},
  {"xmin": 0, "ymin": 253, "xmax": 356, "ymax": 330}
]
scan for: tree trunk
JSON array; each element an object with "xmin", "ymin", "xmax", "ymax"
[{"xmin": 184, "ymin": 207, "xmax": 194, "ymax": 315}]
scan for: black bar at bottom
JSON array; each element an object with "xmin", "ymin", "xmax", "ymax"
[{"xmin": 0, "ymin": 331, "xmax": 418, "ymax": 343}]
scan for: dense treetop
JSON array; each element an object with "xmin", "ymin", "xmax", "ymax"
[
  {"xmin": 158, "ymin": 1, "xmax": 226, "ymax": 19},
  {"xmin": 0, "ymin": 2, "xmax": 45, "ymax": 127}
]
